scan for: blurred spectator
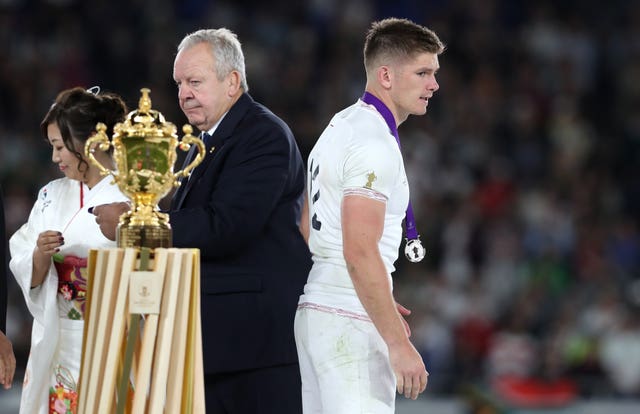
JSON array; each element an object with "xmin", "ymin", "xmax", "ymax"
[{"xmin": 599, "ymin": 310, "xmax": 640, "ymax": 397}]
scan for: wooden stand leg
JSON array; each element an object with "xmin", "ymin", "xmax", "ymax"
[{"xmin": 79, "ymin": 248, "xmax": 204, "ymax": 414}]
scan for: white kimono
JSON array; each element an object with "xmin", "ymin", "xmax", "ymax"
[{"xmin": 9, "ymin": 176, "xmax": 127, "ymax": 414}]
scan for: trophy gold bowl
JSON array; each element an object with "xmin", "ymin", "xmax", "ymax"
[{"xmin": 85, "ymin": 88, "xmax": 205, "ymax": 248}]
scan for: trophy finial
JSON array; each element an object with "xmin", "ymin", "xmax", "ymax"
[
  {"xmin": 139, "ymin": 88, "xmax": 152, "ymax": 113},
  {"xmin": 96, "ymin": 122, "xmax": 107, "ymax": 134}
]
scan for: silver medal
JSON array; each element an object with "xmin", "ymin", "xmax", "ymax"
[{"xmin": 404, "ymin": 238, "xmax": 425, "ymax": 263}]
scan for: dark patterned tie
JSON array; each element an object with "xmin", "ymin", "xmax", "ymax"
[
  {"xmin": 201, "ymin": 132, "xmax": 212, "ymax": 147},
  {"xmin": 181, "ymin": 132, "xmax": 210, "ymax": 173},
  {"xmin": 172, "ymin": 132, "xmax": 210, "ymax": 209}
]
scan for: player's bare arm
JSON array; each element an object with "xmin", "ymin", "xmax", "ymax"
[{"xmin": 341, "ymin": 194, "xmax": 428, "ymax": 399}]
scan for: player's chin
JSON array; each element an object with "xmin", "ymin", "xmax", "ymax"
[{"xmin": 412, "ymin": 106, "xmax": 428, "ymax": 116}]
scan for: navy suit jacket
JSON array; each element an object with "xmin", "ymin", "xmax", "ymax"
[{"xmin": 170, "ymin": 93, "xmax": 311, "ymax": 374}]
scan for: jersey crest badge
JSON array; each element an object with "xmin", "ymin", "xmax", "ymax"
[{"xmin": 365, "ymin": 172, "xmax": 377, "ymax": 189}]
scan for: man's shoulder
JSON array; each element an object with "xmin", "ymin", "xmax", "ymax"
[
  {"xmin": 247, "ymin": 99, "xmax": 290, "ymax": 131},
  {"xmin": 235, "ymin": 93, "xmax": 280, "ymax": 122},
  {"xmin": 234, "ymin": 97, "xmax": 296, "ymax": 145}
]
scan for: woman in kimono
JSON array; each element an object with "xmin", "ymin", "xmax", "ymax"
[{"xmin": 9, "ymin": 87, "xmax": 129, "ymax": 414}]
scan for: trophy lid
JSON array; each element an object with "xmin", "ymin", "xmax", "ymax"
[{"xmin": 114, "ymin": 88, "xmax": 178, "ymax": 139}]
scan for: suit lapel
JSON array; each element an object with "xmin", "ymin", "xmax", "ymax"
[{"xmin": 171, "ymin": 93, "xmax": 255, "ymax": 210}]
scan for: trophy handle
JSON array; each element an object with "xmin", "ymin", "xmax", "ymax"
[
  {"xmin": 85, "ymin": 122, "xmax": 115, "ymax": 177},
  {"xmin": 175, "ymin": 125, "xmax": 206, "ymax": 181}
]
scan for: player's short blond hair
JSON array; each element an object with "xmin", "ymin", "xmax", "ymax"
[{"xmin": 364, "ymin": 18, "xmax": 445, "ymax": 72}]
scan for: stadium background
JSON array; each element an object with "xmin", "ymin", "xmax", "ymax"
[{"xmin": 1, "ymin": 0, "xmax": 640, "ymax": 412}]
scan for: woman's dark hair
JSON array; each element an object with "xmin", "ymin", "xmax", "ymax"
[{"xmin": 40, "ymin": 87, "xmax": 127, "ymax": 175}]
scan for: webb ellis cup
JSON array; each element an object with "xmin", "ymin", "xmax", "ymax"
[{"xmin": 85, "ymin": 88, "xmax": 205, "ymax": 248}]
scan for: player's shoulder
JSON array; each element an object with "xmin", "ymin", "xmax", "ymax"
[{"xmin": 331, "ymin": 101, "xmax": 388, "ymax": 141}]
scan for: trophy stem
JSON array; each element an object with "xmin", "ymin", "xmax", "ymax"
[
  {"xmin": 117, "ymin": 214, "xmax": 172, "ymax": 249},
  {"xmin": 117, "ymin": 225, "xmax": 172, "ymax": 249},
  {"xmin": 116, "ymin": 204, "xmax": 172, "ymax": 249}
]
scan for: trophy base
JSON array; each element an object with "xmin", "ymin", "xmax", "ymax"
[{"xmin": 118, "ymin": 225, "xmax": 172, "ymax": 249}]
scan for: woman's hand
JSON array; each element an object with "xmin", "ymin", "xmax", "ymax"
[
  {"xmin": 31, "ymin": 230, "xmax": 64, "ymax": 287},
  {"xmin": 35, "ymin": 230, "xmax": 64, "ymax": 257}
]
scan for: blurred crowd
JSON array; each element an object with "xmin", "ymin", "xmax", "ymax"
[{"xmin": 1, "ymin": 0, "xmax": 639, "ymax": 409}]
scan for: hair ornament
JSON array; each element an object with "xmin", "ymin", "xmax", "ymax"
[{"xmin": 86, "ymin": 86, "xmax": 101, "ymax": 96}]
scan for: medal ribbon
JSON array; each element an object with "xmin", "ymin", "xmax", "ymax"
[{"xmin": 361, "ymin": 91, "xmax": 420, "ymax": 241}]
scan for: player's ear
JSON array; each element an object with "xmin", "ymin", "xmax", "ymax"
[{"xmin": 377, "ymin": 66, "xmax": 392, "ymax": 89}]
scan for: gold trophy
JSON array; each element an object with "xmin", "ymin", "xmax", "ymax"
[{"xmin": 85, "ymin": 88, "xmax": 205, "ymax": 248}]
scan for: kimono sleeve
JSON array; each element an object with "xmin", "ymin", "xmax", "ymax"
[{"xmin": 9, "ymin": 186, "xmax": 59, "ymax": 322}]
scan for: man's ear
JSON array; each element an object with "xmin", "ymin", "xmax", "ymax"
[
  {"xmin": 227, "ymin": 71, "xmax": 242, "ymax": 96},
  {"xmin": 377, "ymin": 66, "xmax": 393, "ymax": 89}
]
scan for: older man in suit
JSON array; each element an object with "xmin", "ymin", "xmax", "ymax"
[
  {"xmin": 93, "ymin": 28, "xmax": 311, "ymax": 413},
  {"xmin": 171, "ymin": 28, "xmax": 311, "ymax": 413}
]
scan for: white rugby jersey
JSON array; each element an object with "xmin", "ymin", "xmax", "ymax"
[{"xmin": 301, "ymin": 99, "xmax": 409, "ymax": 313}]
